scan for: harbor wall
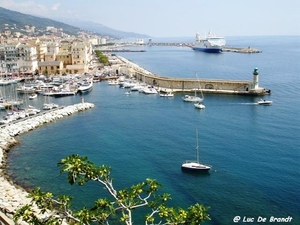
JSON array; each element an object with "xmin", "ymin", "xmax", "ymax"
[
  {"xmin": 117, "ymin": 62, "xmax": 269, "ymax": 95},
  {"xmin": 134, "ymin": 71, "xmax": 252, "ymax": 92}
]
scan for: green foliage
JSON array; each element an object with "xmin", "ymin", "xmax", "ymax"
[
  {"xmin": 14, "ymin": 154, "xmax": 210, "ymax": 225},
  {"xmin": 94, "ymin": 50, "xmax": 109, "ymax": 65}
]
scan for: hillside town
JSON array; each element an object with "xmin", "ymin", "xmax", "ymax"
[{"xmin": 0, "ymin": 23, "xmax": 111, "ymax": 76}]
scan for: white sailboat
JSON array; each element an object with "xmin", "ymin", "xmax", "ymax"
[
  {"xmin": 181, "ymin": 129, "xmax": 211, "ymax": 171},
  {"xmin": 182, "ymin": 73, "xmax": 204, "ymax": 102}
]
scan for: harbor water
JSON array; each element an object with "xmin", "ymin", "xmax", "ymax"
[{"xmin": 3, "ymin": 36, "xmax": 300, "ymax": 224}]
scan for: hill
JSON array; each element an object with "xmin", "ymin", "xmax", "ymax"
[
  {"xmin": 0, "ymin": 7, "xmax": 150, "ymax": 38},
  {"xmin": 61, "ymin": 18, "xmax": 150, "ymax": 39},
  {"xmin": 0, "ymin": 7, "xmax": 81, "ymax": 36}
]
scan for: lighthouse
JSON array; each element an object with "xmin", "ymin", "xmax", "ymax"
[{"xmin": 252, "ymin": 67, "xmax": 259, "ymax": 89}]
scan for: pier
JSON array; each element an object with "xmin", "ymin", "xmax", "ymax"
[
  {"xmin": 117, "ymin": 57, "xmax": 270, "ymax": 96},
  {"xmin": 133, "ymin": 71, "xmax": 269, "ymax": 95},
  {"xmin": 97, "ymin": 42, "xmax": 261, "ymax": 54}
]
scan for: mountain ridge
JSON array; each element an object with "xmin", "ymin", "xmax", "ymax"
[{"xmin": 0, "ymin": 7, "xmax": 150, "ymax": 38}]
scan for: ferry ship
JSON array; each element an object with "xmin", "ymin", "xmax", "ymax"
[{"xmin": 192, "ymin": 31, "xmax": 226, "ymax": 53}]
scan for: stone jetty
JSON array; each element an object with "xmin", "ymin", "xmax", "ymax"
[
  {"xmin": 0, "ymin": 102, "xmax": 94, "ymax": 224},
  {"xmin": 222, "ymin": 46, "xmax": 262, "ymax": 53}
]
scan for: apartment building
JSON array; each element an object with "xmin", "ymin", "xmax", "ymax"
[
  {"xmin": 66, "ymin": 39, "xmax": 92, "ymax": 74},
  {"xmin": 16, "ymin": 43, "xmax": 38, "ymax": 74},
  {"xmin": 0, "ymin": 38, "xmax": 93, "ymax": 75},
  {"xmin": 38, "ymin": 61, "xmax": 63, "ymax": 75}
]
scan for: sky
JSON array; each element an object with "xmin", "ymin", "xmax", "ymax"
[{"xmin": 1, "ymin": 0, "xmax": 300, "ymax": 37}]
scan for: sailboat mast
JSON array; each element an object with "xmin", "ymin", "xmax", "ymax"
[{"xmin": 196, "ymin": 128, "xmax": 199, "ymax": 163}]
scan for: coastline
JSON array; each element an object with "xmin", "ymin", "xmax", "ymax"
[{"xmin": 0, "ymin": 102, "xmax": 95, "ymax": 223}]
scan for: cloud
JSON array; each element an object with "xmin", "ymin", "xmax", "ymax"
[
  {"xmin": 0, "ymin": 0, "xmax": 62, "ymax": 18},
  {"xmin": 51, "ymin": 3, "xmax": 60, "ymax": 11}
]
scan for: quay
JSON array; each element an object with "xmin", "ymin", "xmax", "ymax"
[
  {"xmin": 117, "ymin": 56, "xmax": 270, "ymax": 96},
  {"xmin": 100, "ymin": 49, "xmax": 146, "ymax": 53},
  {"xmin": 96, "ymin": 43, "xmax": 261, "ymax": 54},
  {"xmin": 0, "ymin": 102, "xmax": 94, "ymax": 224}
]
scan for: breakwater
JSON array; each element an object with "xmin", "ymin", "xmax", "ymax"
[
  {"xmin": 117, "ymin": 56, "xmax": 270, "ymax": 96},
  {"xmin": 0, "ymin": 102, "xmax": 94, "ymax": 224},
  {"xmin": 222, "ymin": 46, "xmax": 262, "ymax": 53}
]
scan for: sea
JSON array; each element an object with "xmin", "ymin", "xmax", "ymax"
[{"xmin": 2, "ymin": 36, "xmax": 300, "ymax": 225}]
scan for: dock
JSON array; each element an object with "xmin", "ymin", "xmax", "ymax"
[{"xmin": 96, "ymin": 43, "xmax": 261, "ymax": 54}]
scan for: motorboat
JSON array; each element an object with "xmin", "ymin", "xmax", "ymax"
[
  {"xmin": 78, "ymin": 79, "xmax": 93, "ymax": 92},
  {"xmin": 29, "ymin": 93, "xmax": 38, "ymax": 100},
  {"xmin": 142, "ymin": 86, "xmax": 158, "ymax": 94},
  {"xmin": 194, "ymin": 102, "xmax": 205, "ymax": 109},
  {"xmin": 108, "ymin": 80, "xmax": 119, "ymax": 85},
  {"xmin": 25, "ymin": 105, "xmax": 41, "ymax": 116},
  {"xmin": 160, "ymin": 92, "xmax": 174, "ymax": 97},
  {"xmin": 131, "ymin": 83, "xmax": 146, "ymax": 91},
  {"xmin": 43, "ymin": 103, "xmax": 59, "ymax": 110},
  {"xmin": 181, "ymin": 129, "xmax": 211, "ymax": 172},
  {"xmin": 43, "ymin": 85, "xmax": 77, "ymax": 97},
  {"xmin": 16, "ymin": 85, "xmax": 36, "ymax": 94},
  {"xmin": 257, "ymin": 99, "xmax": 272, "ymax": 105}
]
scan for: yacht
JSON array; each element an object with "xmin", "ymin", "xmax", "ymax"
[{"xmin": 78, "ymin": 79, "xmax": 93, "ymax": 92}]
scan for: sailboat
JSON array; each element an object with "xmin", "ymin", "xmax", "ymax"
[
  {"xmin": 181, "ymin": 129, "xmax": 211, "ymax": 171},
  {"xmin": 194, "ymin": 86, "xmax": 205, "ymax": 109},
  {"xmin": 182, "ymin": 73, "xmax": 204, "ymax": 102}
]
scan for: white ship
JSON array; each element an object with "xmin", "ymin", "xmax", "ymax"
[{"xmin": 192, "ymin": 31, "xmax": 226, "ymax": 53}]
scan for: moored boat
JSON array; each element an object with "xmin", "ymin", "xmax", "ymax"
[
  {"xmin": 78, "ymin": 79, "xmax": 93, "ymax": 92},
  {"xmin": 194, "ymin": 102, "xmax": 205, "ymax": 109},
  {"xmin": 43, "ymin": 103, "xmax": 59, "ymax": 110},
  {"xmin": 142, "ymin": 86, "xmax": 158, "ymax": 94},
  {"xmin": 182, "ymin": 94, "xmax": 203, "ymax": 102},
  {"xmin": 181, "ymin": 129, "xmax": 211, "ymax": 172},
  {"xmin": 159, "ymin": 91, "xmax": 174, "ymax": 97},
  {"xmin": 29, "ymin": 93, "xmax": 38, "ymax": 100}
]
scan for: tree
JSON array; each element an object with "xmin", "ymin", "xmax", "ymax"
[
  {"xmin": 94, "ymin": 50, "xmax": 109, "ymax": 65},
  {"xmin": 14, "ymin": 154, "xmax": 210, "ymax": 225}
]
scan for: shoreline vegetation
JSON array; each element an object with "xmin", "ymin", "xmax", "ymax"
[{"xmin": 0, "ymin": 102, "xmax": 95, "ymax": 224}]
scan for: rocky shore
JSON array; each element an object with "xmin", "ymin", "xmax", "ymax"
[{"xmin": 0, "ymin": 102, "xmax": 95, "ymax": 224}]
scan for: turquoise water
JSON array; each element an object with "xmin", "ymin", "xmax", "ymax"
[{"xmin": 4, "ymin": 36, "xmax": 300, "ymax": 224}]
